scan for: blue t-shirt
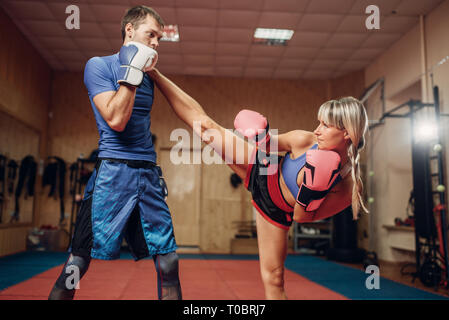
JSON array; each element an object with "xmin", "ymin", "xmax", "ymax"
[{"xmin": 83, "ymin": 53, "xmax": 157, "ymax": 162}]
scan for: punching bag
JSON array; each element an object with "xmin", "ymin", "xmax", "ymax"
[{"xmin": 327, "ymin": 206, "xmax": 365, "ymax": 263}]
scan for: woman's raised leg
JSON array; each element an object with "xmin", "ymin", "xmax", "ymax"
[{"xmin": 149, "ymin": 69, "xmax": 255, "ymax": 180}]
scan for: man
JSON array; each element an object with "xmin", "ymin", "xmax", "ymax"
[{"xmin": 48, "ymin": 5, "xmax": 181, "ymax": 300}]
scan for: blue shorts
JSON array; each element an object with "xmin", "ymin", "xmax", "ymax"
[{"xmin": 70, "ymin": 159, "xmax": 178, "ymax": 260}]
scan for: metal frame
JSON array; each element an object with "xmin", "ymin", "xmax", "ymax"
[
  {"xmin": 368, "ymin": 85, "xmax": 448, "ymax": 289},
  {"xmin": 432, "ymin": 86, "xmax": 449, "ymax": 286}
]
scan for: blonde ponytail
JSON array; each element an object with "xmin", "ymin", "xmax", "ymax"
[
  {"xmin": 348, "ymin": 144, "xmax": 369, "ymax": 220},
  {"xmin": 318, "ymin": 97, "xmax": 369, "ymax": 220}
]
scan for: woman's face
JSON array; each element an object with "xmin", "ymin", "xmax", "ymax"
[{"xmin": 314, "ymin": 120, "xmax": 349, "ymax": 150}]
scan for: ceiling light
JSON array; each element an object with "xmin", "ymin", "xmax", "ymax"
[
  {"xmin": 253, "ymin": 28, "xmax": 294, "ymax": 46},
  {"xmin": 161, "ymin": 25, "xmax": 179, "ymax": 42}
]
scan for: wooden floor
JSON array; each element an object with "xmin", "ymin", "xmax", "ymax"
[{"xmin": 339, "ymin": 260, "xmax": 449, "ymax": 297}]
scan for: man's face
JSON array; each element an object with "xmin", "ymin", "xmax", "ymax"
[{"xmin": 126, "ymin": 15, "xmax": 163, "ymax": 49}]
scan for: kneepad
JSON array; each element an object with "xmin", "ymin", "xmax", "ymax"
[
  {"xmin": 55, "ymin": 254, "xmax": 91, "ymax": 289},
  {"xmin": 155, "ymin": 252, "xmax": 179, "ymax": 286}
]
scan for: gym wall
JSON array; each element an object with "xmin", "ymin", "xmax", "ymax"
[
  {"xmin": 42, "ymin": 69, "xmax": 363, "ymax": 253},
  {"xmin": 0, "ymin": 3, "xmax": 364, "ymax": 256},
  {"xmin": 363, "ymin": 0, "xmax": 449, "ymax": 262},
  {"xmin": 0, "ymin": 8, "xmax": 51, "ymax": 256}
]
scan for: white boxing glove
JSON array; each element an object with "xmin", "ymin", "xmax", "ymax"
[{"xmin": 117, "ymin": 41, "xmax": 158, "ymax": 86}]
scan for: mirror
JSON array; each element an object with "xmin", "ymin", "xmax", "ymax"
[{"xmin": 0, "ymin": 110, "xmax": 40, "ymax": 226}]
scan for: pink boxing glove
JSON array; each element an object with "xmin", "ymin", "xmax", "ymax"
[
  {"xmin": 234, "ymin": 109, "xmax": 270, "ymax": 146},
  {"xmin": 296, "ymin": 149, "xmax": 342, "ymax": 211}
]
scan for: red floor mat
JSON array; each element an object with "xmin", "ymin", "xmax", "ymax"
[{"xmin": 0, "ymin": 259, "xmax": 348, "ymax": 300}]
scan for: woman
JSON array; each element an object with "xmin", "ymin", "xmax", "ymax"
[{"xmin": 148, "ymin": 68, "xmax": 369, "ymax": 299}]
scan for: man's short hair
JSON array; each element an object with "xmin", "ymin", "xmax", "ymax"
[{"xmin": 121, "ymin": 5, "xmax": 165, "ymax": 41}]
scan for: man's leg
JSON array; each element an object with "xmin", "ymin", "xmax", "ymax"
[
  {"xmin": 50, "ymin": 161, "xmax": 98, "ymax": 300},
  {"xmin": 153, "ymin": 251, "xmax": 182, "ymax": 300},
  {"xmin": 48, "ymin": 254, "xmax": 91, "ymax": 300},
  {"xmin": 136, "ymin": 165, "xmax": 181, "ymax": 299}
]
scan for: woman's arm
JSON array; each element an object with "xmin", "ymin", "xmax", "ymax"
[
  {"xmin": 293, "ymin": 177, "xmax": 352, "ymax": 222},
  {"xmin": 271, "ymin": 130, "xmax": 315, "ymax": 153}
]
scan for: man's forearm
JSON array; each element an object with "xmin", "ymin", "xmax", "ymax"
[{"xmin": 107, "ymin": 85, "xmax": 136, "ymax": 131}]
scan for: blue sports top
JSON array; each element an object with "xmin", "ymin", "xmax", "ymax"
[
  {"xmin": 83, "ymin": 53, "xmax": 157, "ymax": 162},
  {"xmin": 281, "ymin": 144, "xmax": 318, "ymax": 197}
]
